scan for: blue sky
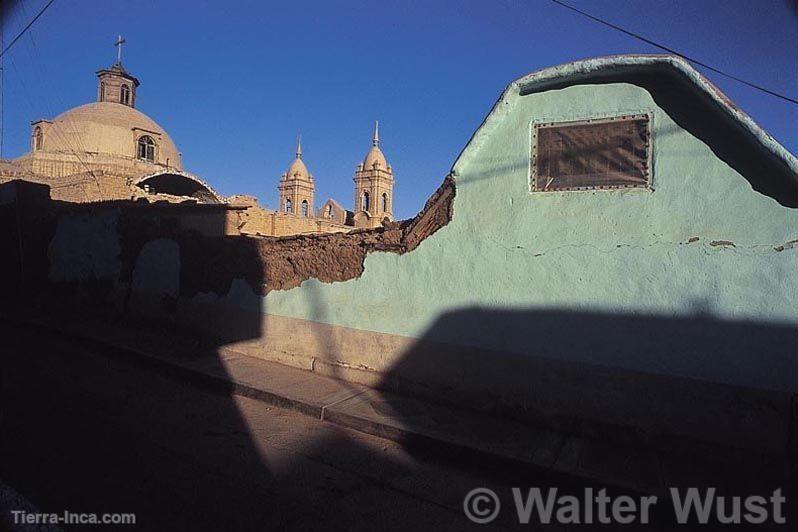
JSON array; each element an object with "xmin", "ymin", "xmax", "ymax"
[{"xmin": 2, "ymin": 0, "xmax": 796, "ymax": 218}]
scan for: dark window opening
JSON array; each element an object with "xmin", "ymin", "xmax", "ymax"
[
  {"xmin": 532, "ymin": 115, "xmax": 650, "ymax": 191},
  {"xmin": 301, "ymin": 200, "xmax": 309, "ymax": 217},
  {"xmin": 121, "ymin": 84, "xmax": 131, "ymax": 105},
  {"xmin": 362, "ymin": 191, "xmax": 370, "ymax": 212},
  {"xmin": 137, "ymin": 135, "xmax": 156, "ymax": 162},
  {"xmin": 33, "ymin": 127, "xmax": 43, "ymax": 151}
]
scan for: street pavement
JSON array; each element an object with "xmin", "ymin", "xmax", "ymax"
[
  {"xmin": 0, "ymin": 323, "xmax": 790, "ymax": 531},
  {"xmin": 0, "ymin": 323, "xmax": 560, "ymax": 531}
]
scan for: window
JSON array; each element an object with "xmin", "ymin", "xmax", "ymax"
[
  {"xmin": 121, "ymin": 84, "xmax": 131, "ymax": 105},
  {"xmin": 326, "ymin": 205, "xmax": 333, "ymax": 218},
  {"xmin": 100, "ymin": 81, "xmax": 105, "ymax": 102},
  {"xmin": 361, "ymin": 191, "xmax": 370, "ymax": 212},
  {"xmin": 301, "ymin": 200, "xmax": 309, "ymax": 217},
  {"xmin": 137, "ymin": 135, "xmax": 156, "ymax": 162},
  {"xmin": 531, "ymin": 114, "xmax": 650, "ymax": 191},
  {"xmin": 284, "ymin": 198, "xmax": 292, "ymax": 213},
  {"xmin": 33, "ymin": 127, "xmax": 43, "ymax": 151},
  {"xmin": 381, "ymin": 193, "xmax": 389, "ymax": 213}
]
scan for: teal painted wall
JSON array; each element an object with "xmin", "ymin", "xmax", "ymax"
[{"xmin": 230, "ymin": 82, "xmax": 798, "ymax": 392}]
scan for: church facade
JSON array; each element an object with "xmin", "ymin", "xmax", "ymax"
[{"xmin": 0, "ymin": 42, "xmax": 397, "ymax": 236}]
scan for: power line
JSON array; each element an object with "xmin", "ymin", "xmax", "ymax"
[
  {"xmin": 550, "ymin": 0, "xmax": 798, "ymax": 106},
  {"xmin": 0, "ymin": 0, "xmax": 57, "ymax": 60},
  {"xmin": 6, "ymin": 53, "xmax": 102, "ymax": 200},
  {"xmin": 2, "ymin": 0, "xmax": 102, "ymax": 198},
  {"xmin": 17, "ymin": 0, "xmax": 96, "ymax": 164}
]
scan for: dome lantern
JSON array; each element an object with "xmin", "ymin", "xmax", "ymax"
[{"xmin": 97, "ymin": 36, "xmax": 140, "ymax": 107}]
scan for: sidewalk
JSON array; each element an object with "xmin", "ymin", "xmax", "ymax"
[{"xmin": 1, "ymin": 307, "xmax": 758, "ymax": 495}]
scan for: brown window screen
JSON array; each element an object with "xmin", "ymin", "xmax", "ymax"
[{"xmin": 532, "ymin": 115, "xmax": 650, "ymax": 191}]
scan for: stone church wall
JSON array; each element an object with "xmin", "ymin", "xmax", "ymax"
[
  {"xmin": 235, "ymin": 204, "xmax": 352, "ymax": 237},
  {"xmin": 20, "ymin": 150, "xmax": 166, "ymax": 181}
]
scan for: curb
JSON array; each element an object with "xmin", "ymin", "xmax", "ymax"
[
  {"xmin": 0, "ymin": 316, "xmax": 326, "ymax": 420},
  {"xmin": 1, "ymin": 314, "xmax": 759, "ymax": 496},
  {"xmin": 1, "ymin": 315, "xmax": 614, "ymax": 490}
]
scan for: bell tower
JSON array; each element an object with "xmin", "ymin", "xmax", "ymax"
[
  {"xmin": 97, "ymin": 35, "xmax": 139, "ymax": 107},
  {"xmin": 278, "ymin": 138, "xmax": 315, "ymax": 217},
  {"xmin": 353, "ymin": 121, "xmax": 394, "ymax": 228}
]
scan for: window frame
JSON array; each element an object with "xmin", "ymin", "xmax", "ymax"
[
  {"xmin": 137, "ymin": 135, "xmax": 157, "ymax": 162},
  {"xmin": 121, "ymin": 84, "xmax": 131, "ymax": 105},
  {"xmin": 33, "ymin": 127, "xmax": 43, "ymax": 151},
  {"xmin": 530, "ymin": 113, "xmax": 652, "ymax": 193}
]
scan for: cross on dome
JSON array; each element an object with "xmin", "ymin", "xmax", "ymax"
[{"xmin": 115, "ymin": 35, "xmax": 126, "ymax": 64}]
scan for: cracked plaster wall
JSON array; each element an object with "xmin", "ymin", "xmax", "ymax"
[{"xmin": 224, "ymin": 82, "xmax": 798, "ymax": 393}]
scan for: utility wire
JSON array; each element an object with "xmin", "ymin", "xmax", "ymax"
[
  {"xmin": 0, "ymin": 0, "xmax": 56, "ymax": 60},
  {"xmin": 550, "ymin": 0, "xmax": 798, "ymax": 106},
  {"xmin": 3, "ymin": 0, "xmax": 102, "ymax": 198}
]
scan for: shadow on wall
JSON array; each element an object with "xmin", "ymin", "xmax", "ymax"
[
  {"xmin": 3, "ymin": 177, "xmax": 797, "ymax": 529},
  {"xmin": 0, "ymin": 182, "xmax": 368, "ymax": 530},
  {"xmin": 0, "ymin": 180, "xmax": 277, "ymax": 530},
  {"xmin": 0, "ymin": 179, "xmax": 511, "ymax": 531},
  {"xmin": 377, "ymin": 305, "xmax": 798, "ymax": 469},
  {"xmin": 453, "ymin": 71, "xmax": 798, "ymax": 202},
  {"xmin": 0, "ymin": 181, "xmax": 53, "ymax": 299},
  {"xmin": 518, "ymin": 68, "xmax": 798, "ymax": 207}
]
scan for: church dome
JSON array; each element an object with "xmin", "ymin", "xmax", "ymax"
[
  {"xmin": 284, "ymin": 157, "xmax": 310, "ymax": 181},
  {"xmin": 41, "ymin": 102, "xmax": 182, "ymax": 169},
  {"xmin": 363, "ymin": 146, "xmax": 388, "ymax": 170},
  {"xmin": 362, "ymin": 121, "xmax": 389, "ymax": 171},
  {"xmin": 282, "ymin": 138, "xmax": 312, "ymax": 181}
]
